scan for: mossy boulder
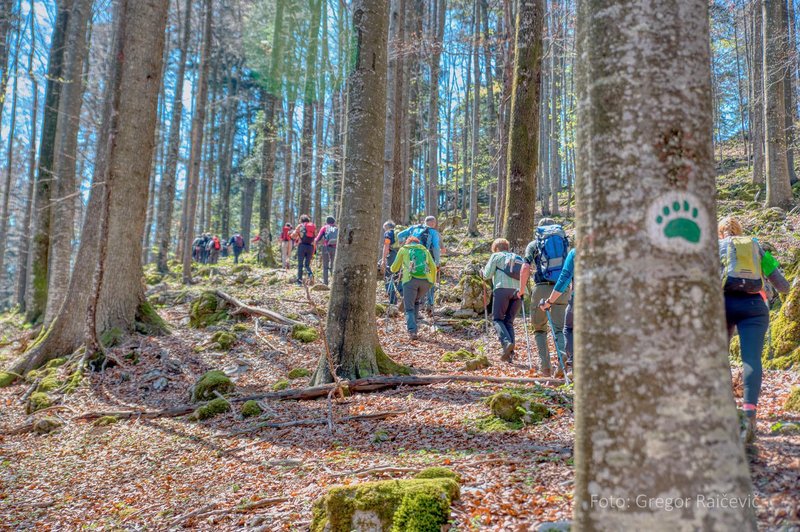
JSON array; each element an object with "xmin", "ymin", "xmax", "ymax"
[
  {"xmin": 784, "ymin": 387, "xmax": 800, "ymax": 413},
  {"xmin": 189, "ymin": 292, "xmax": 229, "ymax": 328},
  {"xmin": 93, "ymin": 415, "xmax": 119, "ymax": 427},
  {"xmin": 441, "ymin": 349, "xmax": 490, "ymax": 371},
  {"xmin": 488, "ymin": 389, "xmax": 552, "ymax": 425},
  {"xmin": 33, "ymin": 417, "xmax": 62, "ymax": 435},
  {"xmin": 191, "ymin": 370, "xmax": 234, "ymax": 402},
  {"xmin": 189, "ymin": 397, "xmax": 230, "ymax": 421},
  {"xmin": 0, "ymin": 372, "xmax": 16, "ymax": 387},
  {"xmin": 273, "ymin": 379, "xmax": 290, "ymax": 391},
  {"xmin": 241, "ymin": 400, "xmax": 263, "ymax": 418},
  {"xmin": 288, "ymin": 368, "xmax": 312, "ymax": 380},
  {"xmin": 26, "ymin": 392, "xmax": 52, "ymax": 414},
  {"xmin": 414, "ymin": 467, "xmax": 461, "ymax": 483},
  {"xmin": 458, "ymin": 263, "xmax": 491, "ymax": 312},
  {"xmin": 292, "ymin": 324, "xmax": 319, "ymax": 343},
  {"xmin": 210, "ymin": 331, "xmax": 237, "ymax": 350},
  {"xmin": 36, "ymin": 373, "xmax": 62, "ymax": 393},
  {"xmin": 311, "ymin": 475, "xmax": 460, "ymax": 532},
  {"xmin": 764, "ymin": 279, "xmax": 800, "ymax": 370}
]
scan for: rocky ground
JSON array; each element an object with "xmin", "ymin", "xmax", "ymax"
[{"xmin": 1, "ymin": 161, "xmax": 799, "ymax": 530}]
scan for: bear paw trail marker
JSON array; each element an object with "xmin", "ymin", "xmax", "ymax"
[{"xmin": 646, "ymin": 191, "xmax": 709, "ymax": 252}]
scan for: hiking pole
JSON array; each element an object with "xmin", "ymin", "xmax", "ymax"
[
  {"xmin": 481, "ymin": 280, "xmax": 490, "ymax": 335},
  {"xmin": 520, "ymin": 298, "xmax": 533, "ymax": 371},
  {"xmin": 545, "ymin": 309, "xmax": 570, "ymax": 385}
]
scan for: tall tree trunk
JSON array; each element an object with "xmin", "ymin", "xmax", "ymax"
[
  {"xmin": 573, "ymin": 0, "xmax": 756, "ymax": 528},
  {"xmin": 0, "ymin": 20, "xmax": 20, "ymax": 293},
  {"xmin": 2, "ymin": 0, "xmax": 169, "ymax": 380},
  {"xmin": 460, "ymin": 50, "xmax": 470, "ymax": 220},
  {"xmin": 45, "ymin": 0, "xmax": 93, "ymax": 325},
  {"xmin": 763, "ymin": 0, "xmax": 793, "ymax": 209},
  {"xmin": 25, "ymin": 1, "xmax": 71, "ymax": 323},
  {"xmin": 219, "ymin": 65, "xmax": 239, "ymax": 238},
  {"xmin": 298, "ymin": 0, "xmax": 321, "ymax": 217},
  {"xmin": 282, "ymin": 98, "xmax": 296, "ymax": 225},
  {"xmin": 311, "ymin": 0, "xmax": 402, "ymax": 386},
  {"xmin": 390, "ymin": 0, "xmax": 406, "ymax": 222},
  {"xmin": 783, "ymin": 0, "xmax": 797, "ymax": 184},
  {"xmin": 751, "ymin": 1, "xmax": 765, "ymax": 184},
  {"xmin": 0, "ymin": 0, "xmax": 14, "ymax": 133},
  {"xmin": 16, "ymin": 0, "xmax": 38, "ymax": 309},
  {"xmin": 495, "ymin": 0, "xmax": 514, "ymax": 236},
  {"xmin": 467, "ymin": 0, "xmax": 480, "ymax": 236},
  {"xmin": 426, "ymin": 0, "xmax": 445, "ymax": 218},
  {"xmin": 155, "ymin": 0, "xmax": 192, "ymax": 274},
  {"xmin": 381, "ymin": 0, "xmax": 398, "ymax": 223},
  {"xmin": 549, "ymin": 2, "xmax": 561, "ymax": 216},
  {"xmin": 502, "ymin": 0, "xmax": 544, "ymax": 252},
  {"xmin": 180, "ymin": 0, "xmax": 212, "ymax": 284}
]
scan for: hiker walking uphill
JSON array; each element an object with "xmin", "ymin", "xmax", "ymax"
[
  {"xmin": 538, "ymin": 247, "xmax": 576, "ymax": 370},
  {"xmin": 279, "ymin": 223, "xmax": 294, "ymax": 270},
  {"xmin": 291, "ymin": 215, "xmax": 316, "ymax": 284},
  {"xmin": 390, "ymin": 236, "xmax": 437, "ymax": 340},
  {"xmin": 518, "ymin": 218, "xmax": 570, "ymax": 377},
  {"xmin": 397, "ymin": 216, "xmax": 444, "ymax": 310},
  {"xmin": 380, "ymin": 220, "xmax": 400, "ymax": 304},
  {"xmin": 315, "ymin": 216, "xmax": 338, "ymax": 285},
  {"xmin": 483, "ymin": 239, "xmax": 526, "ymax": 362},
  {"xmin": 228, "ymin": 232, "xmax": 246, "ymax": 264},
  {"xmin": 718, "ymin": 216, "xmax": 790, "ymax": 444},
  {"xmin": 206, "ymin": 235, "xmax": 221, "ymax": 264}
]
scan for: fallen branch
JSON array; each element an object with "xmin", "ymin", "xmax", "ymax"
[
  {"xmin": 213, "ymin": 290, "xmax": 303, "ymax": 326},
  {"xmin": 235, "ymin": 374, "xmax": 566, "ymax": 402}
]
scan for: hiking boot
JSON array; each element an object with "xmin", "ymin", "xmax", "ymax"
[
  {"xmin": 739, "ymin": 410, "xmax": 757, "ymax": 445},
  {"xmin": 540, "ymin": 367, "xmax": 552, "ymax": 378},
  {"xmin": 500, "ymin": 343, "xmax": 515, "ymax": 363},
  {"xmin": 408, "ymin": 331, "xmax": 418, "ymax": 340}
]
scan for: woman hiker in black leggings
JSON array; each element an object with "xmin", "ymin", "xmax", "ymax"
[{"xmin": 718, "ymin": 216, "xmax": 790, "ymax": 444}]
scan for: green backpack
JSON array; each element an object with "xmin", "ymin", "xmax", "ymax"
[{"xmin": 406, "ymin": 246, "xmax": 430, "ymax": 278}]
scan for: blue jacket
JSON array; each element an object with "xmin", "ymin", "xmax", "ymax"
[
  {"xmin": 397, "ymin": 224, "xmax": 441, "ymax": 264},
  {"xmin": 554, "ymin": 249, "xmax": 575, "ymax": 303}
]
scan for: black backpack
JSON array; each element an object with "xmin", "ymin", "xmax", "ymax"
[{"xmin": 500, "ymin": 253, "xmax": 525, "ymax": 280}]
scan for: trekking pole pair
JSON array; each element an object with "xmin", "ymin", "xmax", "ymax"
[{"xmin": 545, "ymin": 309, "xmax": 571, "ymax": 385}]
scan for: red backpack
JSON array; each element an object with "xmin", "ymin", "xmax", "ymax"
[
  {"xmin": 301, "ymin": 222, "xmax": 317, "ymax": 245},
  {"xmin": 213, "ymin": 236, "xmax": 221, "ymax": 250}
]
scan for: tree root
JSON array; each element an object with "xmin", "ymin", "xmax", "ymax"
[{"xmin": 213, "ymin": 290, "xmax": 303, "ymax": 326}]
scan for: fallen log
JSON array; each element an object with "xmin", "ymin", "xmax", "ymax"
[
  {"xmin": 75, "ymin": 405, "xmax": 195, "ymax": 421},
  {"xmin": 221, "ymin": 410, "xmax": 406, "ymax": 437},
  {"xmin": 213, "ymin": 289, "xmax": 303, "ymax": 327},
  {"xmin": 234, "ymin": 374, "xmax": 566, "ymax": 402}
]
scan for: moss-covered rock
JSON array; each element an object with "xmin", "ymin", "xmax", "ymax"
[
  {"xmin": 414, "ymin": 467, "xmax": 461, "ymax": 483},
  {"xmin": 764, "ymin": 280, "xmax": 800, "ymax": 370},
  {"xmin": 26, "ymin": 392, "xmax": 52, "ymax": 414},
  {"xmin": 0, "ymin": 371, "xmax": 17, "ymax": 387},
  {"xmin": 210, "ymin": 331, "xmax": 237, "ymax": 350},
  {"xmin": 36, "ymin": 373, "xmax": 62, "ymax": 393},
  {"xmin": 376, "ymin": 303, "xmax": 387, "ymax": 315},
  {"xmin": 93, "ymin": 415, "xmax": 119, "ymax": 427},
  {"xmin": 458, "ymin": 263, "xmax": 491, "ymax": 313},
  {"xmin": 63, "ymin": 370, "xmax": 83, "ymax": 394},
  {"xmin": 273, "ymin": 379, "xmax": 290, "ymax": 391},
  {"xmin": 291, "ymin": 324, "xmax": 319, "ymax": 343},
  {"xmin": 44, "ymin": 357, "xmax": 67, "ymax": 369},
  {"xmin": 311, "ymin": 476, "xmax": 460, "ymax": 532},
  {"xmin": 191, "ymin": 370, "xmax": 234, "ymax": 402},
  {"xmin": 189, "ymin": 397, "xmax": 230, "ymax": 421},
  {"xmin": 784, "ymin": 387, "xmax": 800, "ymax": 413},
  {"xmin": 189, "ymin": 292, "xmax": 229, "ymax": 328},
  {"xmin": 33, "ymin": 417, "xmax": 62, "ymax": 435},
  {"xmin": 440, "ymin": 349, "xmax": 490, "ymax": 371},
  {"xmin": 488, "ymin": 390, "xmax": 552, "ymax": 425},
  {"xmin": 288, "ymin": 368, "xmax": 312, "ymax": 380},
  {"xmin": 241, "ymin": 400, "xmax": 263, "ymax": 418}
]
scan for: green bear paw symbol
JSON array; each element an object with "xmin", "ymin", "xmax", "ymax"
[{"xmin": 655, "ymin": 200, "xmax": 701, "ymax": 243}]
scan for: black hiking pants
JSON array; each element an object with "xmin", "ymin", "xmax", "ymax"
[
  {"xmin": 492, "ymin": 288, "xmax": 522, "ymax": 348},
  {"xmin": 297, "ymin": 243, "xmax": 314, "ymax": 281}
]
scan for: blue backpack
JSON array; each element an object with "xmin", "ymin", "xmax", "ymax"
[
  {"xmin": 535, "ymin": 225, "xmax": 569, "ymax": 282},
  {"xmin": 409, "ymin": 225, "xmax": 432, "ymax": 250}
]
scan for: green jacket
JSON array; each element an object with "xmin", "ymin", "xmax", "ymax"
[
  {"xmin": 390, "ymin": 243, "xmax": 437, "ymax": 284},
  {"xmin": 483, "ymin": 252, "xmax": 524, "ymax": 292}
]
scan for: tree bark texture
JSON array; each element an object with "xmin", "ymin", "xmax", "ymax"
[
  {"xmin": 503, "ymin": 0, "xmax": 544, "ymax": 252},
  {"xmin": 751, "ymin": 1, "xmax": 765, "ymax": 184},
  {"xmin": 573, "ymin": 0, "xmax": 756, "ymax": 528},
  {"xmin": 298, "ymin": 0, "xmax": 321, "ymax": 217}
]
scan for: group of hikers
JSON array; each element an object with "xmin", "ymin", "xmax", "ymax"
[
  {"xmin": 279, "ymin": 215, "xmax": 340, "ymax": 285},
  {"xmin": 191, "ymin": 232, "xmax": 246, "ymax": 264},
  {"xmin": 381, "ymin": 213, "xmax": 790, "ymax": 444}
]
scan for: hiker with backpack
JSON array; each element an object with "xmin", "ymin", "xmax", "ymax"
[
  {"xmin": 206, "ymin": 235, "xmax": 222, "ymax": 264},
  {"xmin": 517, "ymin": 218, "xmax": 570, "ymax": 377},
  {"xmin": 228, "ymin": 232, "xmax": 246, "ymax": 264},
  {"xmin": 718, "ymin": 216, "xmax": 790, "ymax": 444},
  {"xmin": 380, "ymin": 220, "xmax": 400, "ymax": 304},
  {"xmin": 279, "ymin": 223, "xmax": 294, "ymax": 270},
  {"xmin": 291, "ymin": 214, "xmax": 316, "ymax": 284},
  {"xmin": 537, "ymin": 247, "xmax": 576, "ymax": 370},
  {"xmin": 191, "ymin": 235, "xmax": 204, "ymax": 263},
  {"xmin": 390, "ymin": 235, "xmax": 437, "ymax": 340},
  {"xmin": 397, "ymin": 216, "xmax": 443, "ymax": 310},
  {"xmin": 483, "ymin": 238, "xmax": 526, "ymax": 362},
  {"xmin": 315, "ymin": 216, "xmax": 339, "ymax": 285}
]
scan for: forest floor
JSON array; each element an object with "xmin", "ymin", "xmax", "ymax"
[{"xmin": 1, "ymin": 162, "xmax": 800, "ymax": 530}]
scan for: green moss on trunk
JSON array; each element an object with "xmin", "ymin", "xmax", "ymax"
[
  {"xmin": 765, "ymin": 281, "xmax": 800, "ymax": 369},
  {"xmin": 785, "ymin": 387, "xmax": 800, "ymax": 413},
  {"xmin": 136, "ymin": 300, "xmax": 170, "ymax": 335},
  {"xmin": 375, "ymin": 345, "xmax": 411, "ymax": 376}
]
